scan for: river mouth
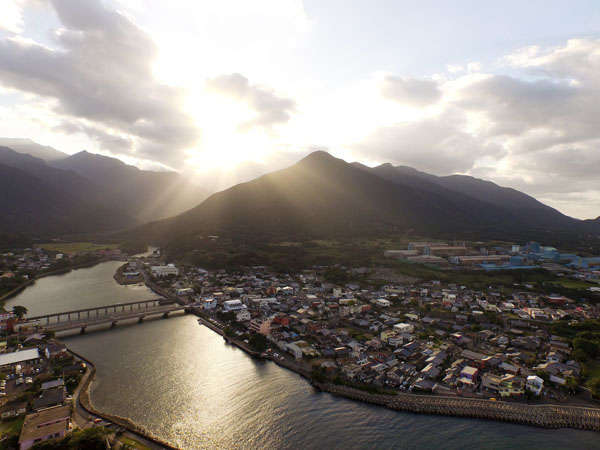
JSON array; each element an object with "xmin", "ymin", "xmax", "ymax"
[{"xmin": 8, "ymin": 261, "xmax": 600, "ymax": 449}]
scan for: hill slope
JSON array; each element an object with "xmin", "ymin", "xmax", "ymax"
[
  {"xmin": 0, "ymin": 147, "xmax": 136, "ymax": 235},
  {"xmin": 133, "ymin": 151, "xmax": 597, "ymax": 247},
  {"xmin": 51, "ymin": 151, "xmax": 208, "ymax": 222},
  {"xmin": 364, "ymin": 163, "xmax": 577, "ymax": 230},
  {"xmin": 0, "ymin": 138, "xmax": 67, "ymax": 161}
]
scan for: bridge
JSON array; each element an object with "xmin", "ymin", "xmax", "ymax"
[{"xmin": 22, "ymin": 299, "xmax": 190, "ymax": 333}]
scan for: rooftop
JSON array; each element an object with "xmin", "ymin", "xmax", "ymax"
[{"xmin": 19, "ymin": 405, "xmax": 70, "ymax": 444}]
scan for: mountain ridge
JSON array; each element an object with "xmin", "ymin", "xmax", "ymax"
[{"xmin": 129, "ymin": 151, "xmax": 599, "ymax": 249}]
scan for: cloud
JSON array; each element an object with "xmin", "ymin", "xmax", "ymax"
[
  {"xmin": 0, "ymin": 0, "xmax": 200, "ymax": 165},
  {"xmin": 54, "ymin": 120, "xmax": 133, "ymax": 152},
  {"xmin": 379, "ymin": 76, "xmax": 441, "ymax": 106},
  {"xmin": 206, "ymin": 73, "xmax": 296, "ymax": 130},
  {"xmin": 351, "ymin": 38, "xmax": 600, "ymax": 218},
  {"xmin": 356, "ymin": 109, "xmax": 504, "ymax": 174}
]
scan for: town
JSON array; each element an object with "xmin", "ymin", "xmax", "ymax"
[
  {"xmin": 1, "ymin": 240, "xmax": 600, "ymax": 448},
  {"xmin": 144, "ymin": 241, "xmax": 600, "ymax": 405}
]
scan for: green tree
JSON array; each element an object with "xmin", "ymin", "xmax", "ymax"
[
  {"xmin": 12, "ymin": 305, "xmax": 28, "ymax": 320},
  {"xmin": 248, "ymin": 333, "xmax": 268, "ymax": 352},
  {"xmin": 590, "ymin": 377, "xmax": 600, "ymax": 398}
]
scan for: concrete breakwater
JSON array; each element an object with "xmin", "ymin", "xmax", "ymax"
[{"xmin": 317, "ymin": 383, "xmax": 600, "ymax": 432}]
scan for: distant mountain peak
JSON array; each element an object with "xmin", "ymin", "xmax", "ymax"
[
  {"xmin": 299, "ymin": 150, "xmax": 338, "ymax": 164},
  {"xmin": 0, "ymin": 137, "xmax": 67, "ymax": 161}
]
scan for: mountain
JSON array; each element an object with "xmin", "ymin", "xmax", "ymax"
[
  {"xmin": 51, "ymin": 151, "xmax": 208, "ymax": 222},
  {"xmin": 0, "ymin": 154, "xmax": 135, "ymax": 235},
  {"xmin": 0, "ymin": 138, "xmax": 67, "ymax": 161},
  {"xmin": 361, "ymin": 163, "xmax": 578, "ymax": 230},
  {"xmin": 132, "ymin": 151, "xmax": 598, "ymax": 247}
]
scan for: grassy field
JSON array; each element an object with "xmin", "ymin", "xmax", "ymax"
[
  {"xmin": 118, "ymin": 436, "xmax": 151, "ymax": 449},
  {"xmin": 550, "ymin": 280, "xmax": 598, "ymax": 290},
  {"xmin": 38, "ymin": 242, "xmax": 118, "ymax": 254}
]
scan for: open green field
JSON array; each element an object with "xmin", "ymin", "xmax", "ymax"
[
  {"xmin": 38, "ymin": 242, "xmax": 118, "ymax": 254},
  {"xmin": 549, "ymin": 279, "xmax": 598, "ymax": 290},
  {"xmin": 118, "ymin": 436, "xmax": 151, "ymax": 449}
]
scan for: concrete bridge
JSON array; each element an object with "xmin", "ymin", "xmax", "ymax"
[{"xmin": 23, "ymin": 299, "xmax": 189, "ymax": 333}]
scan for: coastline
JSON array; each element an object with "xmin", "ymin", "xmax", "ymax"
[{"xmin": 195, "ymin": 314, "xmax": 600, "ymax": 432}]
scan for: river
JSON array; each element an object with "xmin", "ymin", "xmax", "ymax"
[{"xmin": 6, "ymin": 261, "xmax": 600, "ymax": 449}]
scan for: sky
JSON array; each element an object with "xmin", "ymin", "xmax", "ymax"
[{"xmin": 0, "ymin": 0, "xmax": 600, "ymax": 218}]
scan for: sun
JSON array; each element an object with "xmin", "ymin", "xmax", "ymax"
[{"xmin": 183, "ymin": 89, "xmax": 274, "ymax": 170}]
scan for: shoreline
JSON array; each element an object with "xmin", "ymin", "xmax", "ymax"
[{"xmin": 195, "ymin": 313, "xmax": 600, "ymax": 432}]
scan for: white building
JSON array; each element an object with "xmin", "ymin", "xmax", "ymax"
[
  {"xmin": 223, "ymin": 299, "xmax": 245, "ymax": 312},
  {"xmin": 374, "ymin": 298, "xmax": 391, "ymax": 307},
  {"xmin": 526, "ymin": 375, "xmax": 544, "ymax": 395},
  {"xmin": 151, "ymin": 264, "xmax": 179, "ymax": 277},
  {"xmin": 393, "ymin": 323, "xmax": 414, "ymax": 333},
  {"xmin": 235, "ymin": 309, "xmax": 251, "ymax": 322},
  {"xmin": 285, "ymin": 342, "xmax": 303, "ymax": 359},
  {"xmin": 0, "ymin": 348, "xmax": 40, "ymax": 370},
  {"xmin": 202, "ymin": 298, "xmax": 217, "ymax": 310}
]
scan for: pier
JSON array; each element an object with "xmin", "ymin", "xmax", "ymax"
[{"xmin": 22, "ymin": 299, "xmax": 189, "ymax": 333}]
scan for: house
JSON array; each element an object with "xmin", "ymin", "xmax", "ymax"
[
  {"xmin": 41, "ymin": 379, "xmax": 64, "ymax": 391},
  {"xmin": 481, "ymin": 373, "xmax": 502, "ymax": 393},
  {"xmin": 393, "ymin": 323, "xmax": 414, "ymax": 333},
  {"xmin": 44, "ymin": 342, "xmax": 67, "ymax": 360},
  {"xmin": 0, "ymin": 348, "xmax": 40, "ymax": 370},
  {"xmin": 0, "ymin": 401, "xmax": 27, "ymax": 419},
  {"xmin": 150, "ymin": 264, "xmax": 179, "ymax": 277},
  {"xmin": 375, "ymin": 299, "xmax": 391, "ymax": 307},
  {"xmin": 249, "ymin": 318, "xmax": 272, "ymax": 335},
  {"xmin": 202, "ymin": 298, "xmax": 217, "ymax": 310},
  {"xmin": 18, "ymin": 405, "xmax": 71, "ymax": 450},
  {"xmin": 526, "ymin": 375, "xmax": 544, "ymax": 395},
  {"xmin": 285, "ymin": 342, "xmax": 304, "ymax": 359},
  {"xmin": 33, "ymin": 387, "xmax": 65, "ymax": 411},
  {"xmin": 223, "ymin": 300, "xmax": 245, "ymax": 312},
  {"xmin": 235, "ymin": 309, "xmax": 251, "ymax": 322}
]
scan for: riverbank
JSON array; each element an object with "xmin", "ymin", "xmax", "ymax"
[
  {"xmin": 195, "ymin": 312, "xmax": 600, "ymax": 432},
  {"xmin": 0, "ymin": 257, "xmax": 109, "ymax": 304},
  {"xmin": 68, "ymin": 348, "xmax": 178, "ymax": 449},
  {"xmin": 113, "ymin": 262, "xmax": 144, "ymax": 285}
]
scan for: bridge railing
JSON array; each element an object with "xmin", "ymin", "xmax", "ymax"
[{"xmin": 23, "ymin": 298, "xmax": 175, "ymax": 324}]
